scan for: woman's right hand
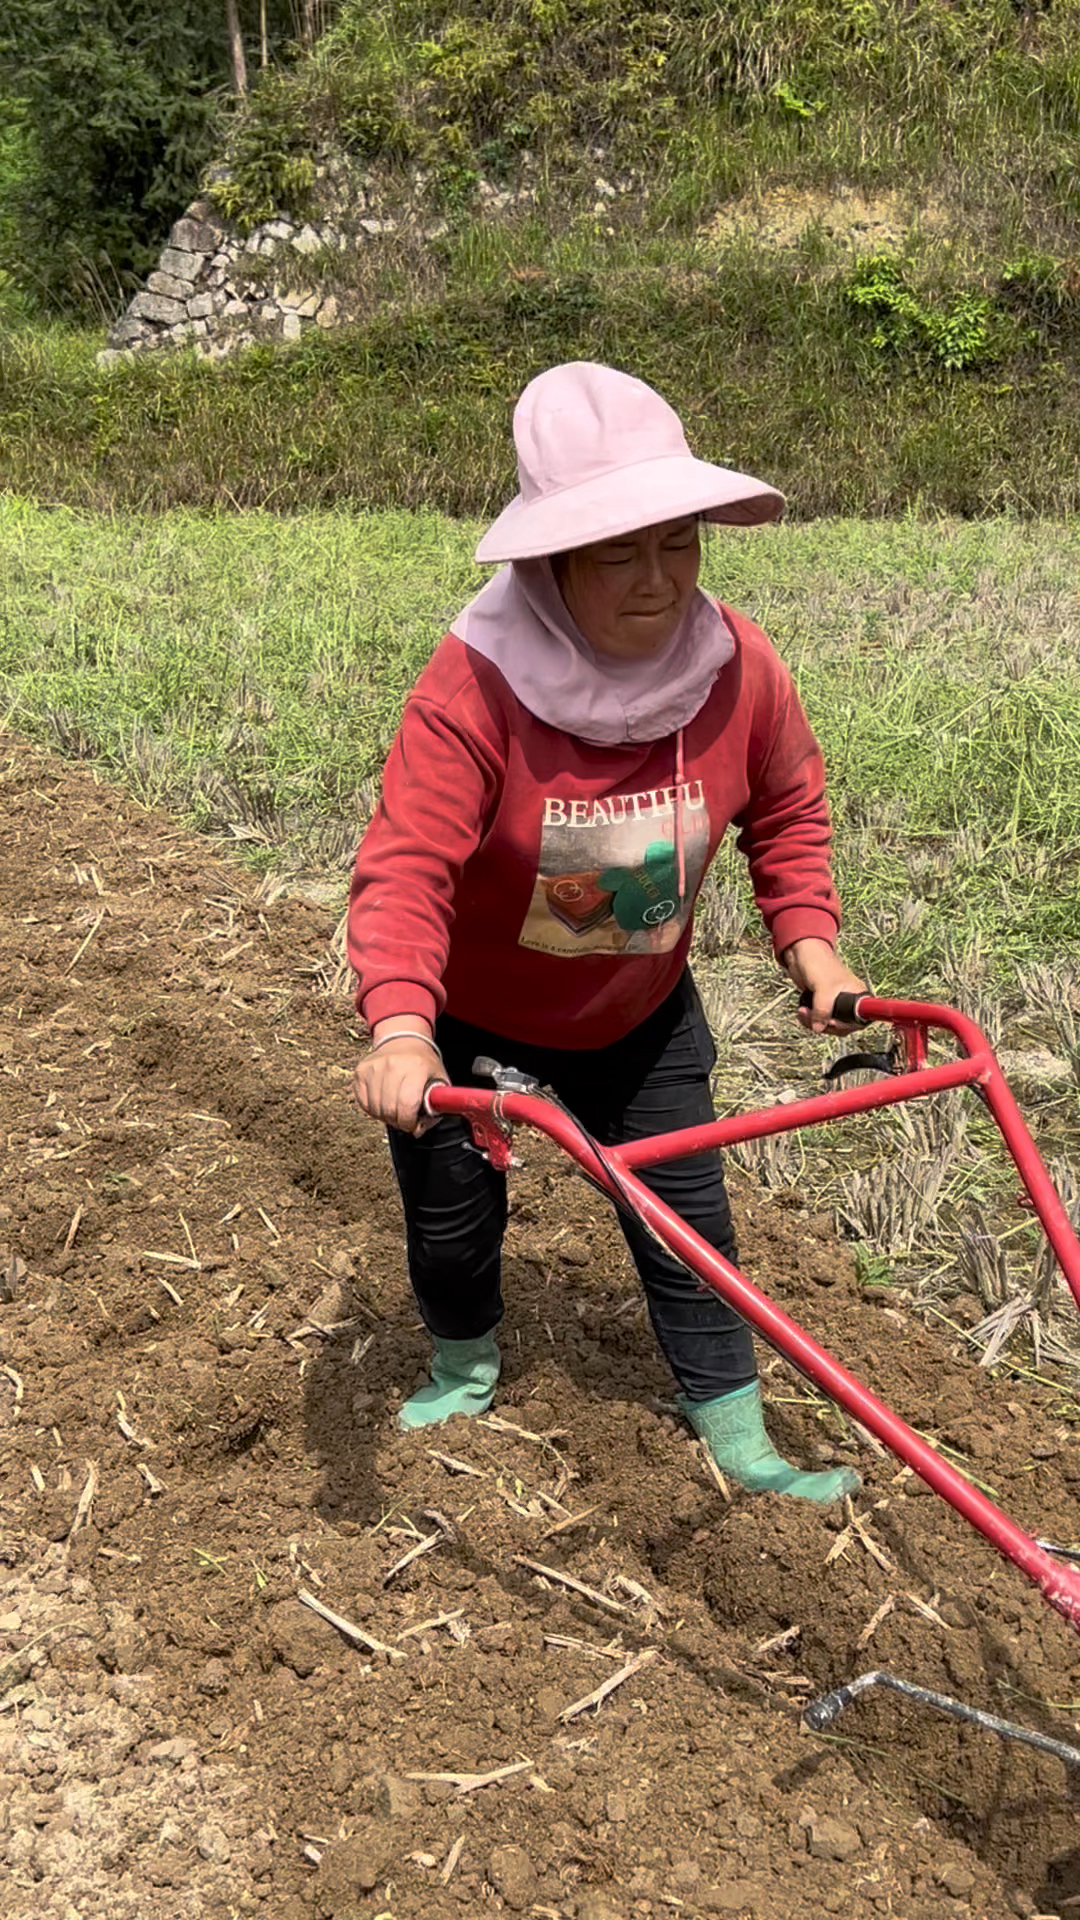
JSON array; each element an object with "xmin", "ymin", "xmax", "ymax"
[{"xmin": 352, "ymin": 1033, "xmax": 447, "ymax": 1134}]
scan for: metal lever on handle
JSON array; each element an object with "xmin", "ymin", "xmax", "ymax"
[
  {"xmin": 472, "ymin": 1055, "xmax": 542, "ymax": 1095},
  {"xmin": 799, "ymin": 990, "xmax": 937, "ymax": 1078},
  {"xmin": 823, "ymin": 1048, "xmax": 900, "ymax": 1082}
]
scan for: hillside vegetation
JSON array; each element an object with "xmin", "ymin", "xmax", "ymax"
[
  {"xmin": 3, "ymin": 0, "xmax": 1080, "ymax": 513},
  {"xmin": 212, "ymin": 0, "xmax": 1080, "ymax": 240}
]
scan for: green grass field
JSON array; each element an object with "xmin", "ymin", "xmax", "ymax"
[
  {"xmin": 5, "ymin": 255, "xmax": 1080, "ymax": 521},
  {"xmin": 2, "ymin": 499, "xmax": 1077, "ymax": 989}
]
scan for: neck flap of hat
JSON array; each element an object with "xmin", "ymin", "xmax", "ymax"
[{"xmin": 453, "ymin": 559, "xmax": 735, "ymax": 747}]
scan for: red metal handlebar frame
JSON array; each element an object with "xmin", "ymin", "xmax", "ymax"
[{"xmin": 426, "ymin": 996, "xmax": 1080, "ymax": 1636}]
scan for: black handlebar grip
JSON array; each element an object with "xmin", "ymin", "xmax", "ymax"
[
  {"xmin": 831, "ymin": 990, "xmax": 865, "ymax": 1025},
  {"xmin": 799, "ymin": 989, "xmax": 868, "ymax": 1026}
]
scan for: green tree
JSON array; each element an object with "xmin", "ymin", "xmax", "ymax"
[{"xmin": 0, "ymin": 0, "xmax": 297, "ymax": 313}]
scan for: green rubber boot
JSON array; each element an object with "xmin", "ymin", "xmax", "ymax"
[
  {"xmin": 679, "ymin": 1381, "xmax": 861, "ymax": 1505},
  {"xmin": 398, "ymin": 1332, "xmax": 501, "ymax": 1431}
]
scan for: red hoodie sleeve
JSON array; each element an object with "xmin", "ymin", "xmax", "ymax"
[
  {"xmin": 733, "ymin": 645, "xmax": 840, "ymax": 959},
  {"xmin": 347, "ymin": 656, "xmax": 506, "ymax": 1030}
]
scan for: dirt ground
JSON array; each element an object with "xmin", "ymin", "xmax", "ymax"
[
  {"xmin": 702, "ymin": 187, "xmax": 952, "ymax": 255},
  {"xmin": 3, "ymin": 731, "xmax": 1080, "ymax": 1920}
]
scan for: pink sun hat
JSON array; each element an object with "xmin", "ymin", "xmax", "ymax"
[{"xmin": 475, "ymin": 360, "xmax": 784, "ymax": 563}]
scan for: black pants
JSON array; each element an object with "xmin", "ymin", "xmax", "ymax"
[{"xmin": 387, "ymin": 973, "xmax": 756, "ymax": 1402}]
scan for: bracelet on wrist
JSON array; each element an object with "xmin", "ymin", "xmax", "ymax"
[{"xmin": 369, "ymin": 1028, "xmax": 444, "ymax": 1062}]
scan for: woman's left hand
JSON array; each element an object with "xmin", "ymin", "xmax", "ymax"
[{"xmin": 783, "ymin": 937, "xmax": 868, "ymax": 1035}]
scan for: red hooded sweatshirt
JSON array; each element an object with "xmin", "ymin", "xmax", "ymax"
[{"xmin": 348, "ymin": 604, "xmax": 839, "ymax": 1049}]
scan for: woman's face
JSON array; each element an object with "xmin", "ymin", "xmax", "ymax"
[{"xmin": 555, "ymin": 516, "xmax": 701, "ymax": 661}]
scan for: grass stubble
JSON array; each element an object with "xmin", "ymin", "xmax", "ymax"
[{"xmin": 1, "ymin": 497, "xmax": 1078, "ymax": 1408}]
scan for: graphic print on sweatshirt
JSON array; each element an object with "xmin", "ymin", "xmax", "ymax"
[{"xmin": 518, "ymin": 780, "xmax": 710, "ymax": 957}]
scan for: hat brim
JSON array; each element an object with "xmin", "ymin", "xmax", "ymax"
[{"xmin": 475, "ymin": 453, "xmax": 784, "ymax": 563}]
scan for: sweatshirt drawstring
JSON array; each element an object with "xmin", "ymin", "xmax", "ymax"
[{"xmin": 675, "ymin": 728, "xmax": 686, "ymax": 906}]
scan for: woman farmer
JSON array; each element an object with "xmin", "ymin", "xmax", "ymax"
[{"xmin": 348, "ymin": 361, "xmax": 865, "ymax": 1504}]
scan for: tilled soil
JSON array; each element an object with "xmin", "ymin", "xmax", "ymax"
[{"xmin": 2, "ymin": 732, "xmax": 1080, "ymax": 1920}]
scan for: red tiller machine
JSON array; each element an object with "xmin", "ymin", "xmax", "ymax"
[{"xmin": 426, "ymin": 994, "xmax": 1080, "ymax": 1650}]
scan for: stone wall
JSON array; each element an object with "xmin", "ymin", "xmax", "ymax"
[
  {"xmin": 98, "ymin": 158, "xmax": 626, "ymax": 366},
  {"xmin": 97, "ymin": 194, "xmax": 366, "ymax": 365}
]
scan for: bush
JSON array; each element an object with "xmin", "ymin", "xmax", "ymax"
[
  {"xmin": 0, "ymin": 94, "xmax": 34, "ymax": 315},
  {"xmin": 210, "ymin": 72, "xmax": 319, "ymax": 231},
  {"xmin": 844, "ymin": 255, "xmax": 1004, "ymax": 371}
]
